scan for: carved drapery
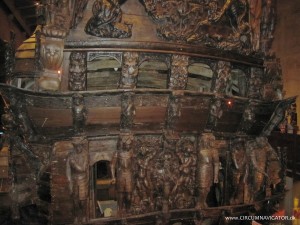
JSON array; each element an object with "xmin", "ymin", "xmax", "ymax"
[
  {"xmin": 85, "ymin": 0, "xmax": 132, "ymax": 38},
  {"xmin": 69, "ymin": 52, "xmax": 87, "ymax": 91}
]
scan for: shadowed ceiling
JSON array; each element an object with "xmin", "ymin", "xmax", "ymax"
[{"xmin": 1, "ymin": 0, "xmax": 40, "ymax": 36}]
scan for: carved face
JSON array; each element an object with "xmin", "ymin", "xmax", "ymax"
[{"xmin": 41, "ymin": 42, "xmax": 63, "ymax": 70}]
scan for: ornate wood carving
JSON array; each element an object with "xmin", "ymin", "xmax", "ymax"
[
  {"xmin": 66, "ymin": 137, "xmax": 89, "ymax": 223},
  {"xmin": 141, "ymin": 0, "xmax": 254, "ymax": 54},
  {"xmin": 69, "ymin": 52, "xmax": 87, "ymax": 91},
  {"xmin": 72, "ymin": 93, "xmax": 87, "ymax": 134},
  {"xmin": 248, "ymin": 67, "xmax": 263, "ymax": 99},
  {"xmin": 196, "ymin": 133, "xmax": 219, "ymax": 209},
  {"xmin": 71, "ymin": 0, "xmax": 89, "ymax": 28},
  {"xmin": 120, "ymin": 92, "xmax": 135, "ymax": 131},
  {"xmin": 207, "ymin": 98, "xmax": 223, "ymax": 130},
  {"xmin": 212, "ymin": 61, "xmax": 232, "ymax": 94},
  {"xmin": 119, "ymin": 52, "xmax": 139, "ymax": 89},
  {"xmin": 85, "ymin": 0, "xmax": 132, "ymax": 38},
  {"xmin": 111, "ymin": 133, "xmax": 134, "ymax": 215},
  {"xmin": 166, "ymin": 92, "xmax": 183, "ymax": 130},
  {"xmin": 169, "ymin": 55, "xmax": 189, "ymax": 90}
]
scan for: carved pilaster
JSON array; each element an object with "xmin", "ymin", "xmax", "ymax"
[
  {"xmin": 166, "ymin": 91, "xmax": 183, "ymax": 130},
  {"xmin": 72, "ymin": 93, "xmax": 87, "ymax": 134},
  {"xmin": 120, "ymin": 52, "xmax": 139, "ymax": 89},
  {"xmin": 248, "ymin": 67, "xmax": 263, "ymax": 99},
  {"xmin": 212, "ymin": 61, "xmax": 232, "ymax": 94},
  {"xmin": 69, "ymin": 52, "xmax": 87, "ymax": 91},
  {"xmin": 120, "ymin": 92, "xmax": 135, "ymax": 131},
  {"xmin": 169, "ymin": 55, "xmax": 189, "ymax": 90},
  {"xmin": 207, "ymin": 98, "xmax": 223, "ymax": 131}
]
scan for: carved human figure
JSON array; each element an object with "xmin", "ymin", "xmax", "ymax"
[
  {"xmin": 230, "ymin": 138, "xmax": 249, "ymax": 204},
  {"xmin": 85, "ymin": 0, "xmax": 132, "ymax": 38},
  {"xmin": 135, "ymin": 146, "xmax": 156, "ymax": 210},
  {"xmin": 172, "ymin": 140, "xmax": 196, "ymax": 197},
  {"xmin": 111, "ymin": 134, "xmax": 134, "ymax": 214},
  {"xmin": 120, "ymin": 52, "xmax": 139, "ymax": 89},
  {"xmin": 246, "ymin": 137, "xmax": 269, "ymax": 201},
  {"xmin": 66, "ymin": 137, "xmax": 89, "ymax": 223},
  {"xmin": 196, "ymin": 133, "xmax": 219, "ymax": 209}
]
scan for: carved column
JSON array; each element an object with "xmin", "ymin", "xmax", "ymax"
[
  {"xmin": 69, "ymin": 52, "xmax": 87, "ymax": 91},
  {"xmin": 119, "ymin": 52, "xmax": 139, "ymax": 89},
  {"xmin": 169, "ymin": 55, "xmax": 189, "ymax": 90}
]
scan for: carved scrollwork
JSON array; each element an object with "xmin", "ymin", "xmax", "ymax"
[{"xmin": 85, "ymin": 0, "xmax": 132, "ymax": 38}]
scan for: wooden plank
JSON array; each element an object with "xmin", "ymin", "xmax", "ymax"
[{"xmin": 86, "ymin": 107, "xmax": 121, "ymax": 124}]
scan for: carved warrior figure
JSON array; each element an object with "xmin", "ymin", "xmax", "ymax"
[
  {"xmin": 66, "ymin": 137, "xmax": 89, "ymax": 223},
  {"xmin": 196, "ymin": 133, "xmax": 219, "ymax": 209},
  {"xmin": 111, "ymin": 134, "xmax": 134, "ymax": 214},
  {"xmin": 69, "ymin": 52, "xmax": 87, "ymax": 91},
  {"xmin": 85, "ymin": 0, "xmax": 132, "ymax": 38},
  {"xmin": 230, "ymin": 138, "xmax": 249, "ymax": 204}
]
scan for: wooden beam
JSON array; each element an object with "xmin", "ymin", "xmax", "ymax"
[{"xmin": 3, "ymin": 0, "xmax": 32, "ymax": 35}]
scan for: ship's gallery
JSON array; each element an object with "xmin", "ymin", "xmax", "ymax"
[{"xmin": 0, "ymin": 0, "xmax": 300, "ymax": 225}]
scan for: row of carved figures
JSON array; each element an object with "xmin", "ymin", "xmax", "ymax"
[{"xmin": 65, "ymin": 133, "xmax": 284, "ymax": 223}]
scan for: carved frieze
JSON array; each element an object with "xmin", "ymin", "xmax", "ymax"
[
  {"xmin": 85, "ymin": 0, "xmax": 132, "ymax": 38},
  {"xmin": 69, "ymin": 52, "xmax": 87, "ymax": 91}
]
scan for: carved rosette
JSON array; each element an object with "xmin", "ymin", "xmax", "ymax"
[
  {"xmin": 120, "ymin": 52, "xmax": 139, "ymax": 89},
  {"xmin": 169, "ymin": 55, "xmax": 189, "ymax": 90},
  {"xmin": 85, "ymin": 0, "xmax": 132, "ymax": 38},
  {"xmin": 69, "ymin": 52, "xmax": 87, "ymax": 91},
  {"xmin": 120, "ymin": 92, "xmax": 136, "ymax": 131}
]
